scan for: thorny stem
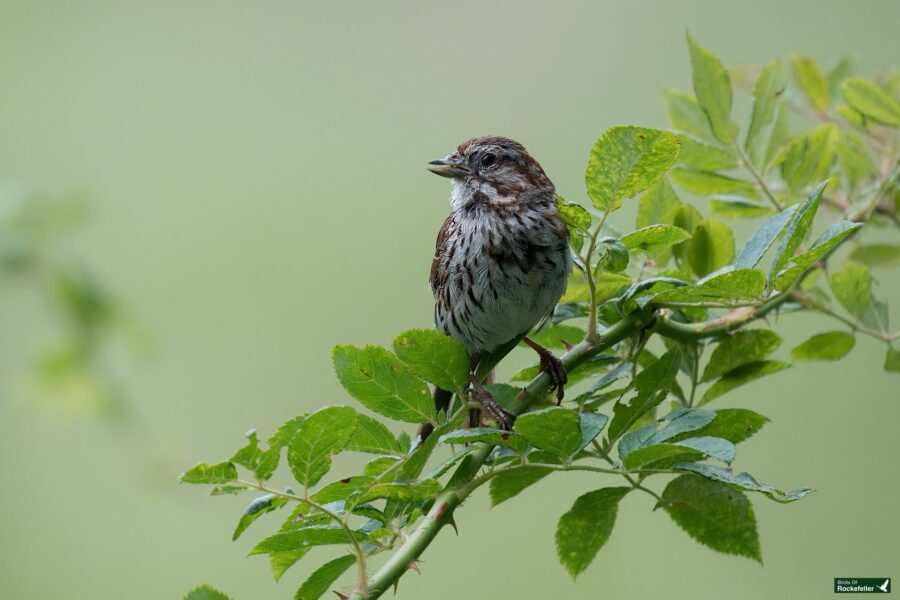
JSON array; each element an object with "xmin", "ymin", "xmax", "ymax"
[{"xmin": 236, "ymin": 480, "xmax": 370, "ymax": 595}]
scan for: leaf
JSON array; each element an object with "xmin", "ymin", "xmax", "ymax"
[
  {"xmin": 836, "ymin": 130, "xmax": 877, "ymax": 191},
  {"xmin": 618, "ymin": 408, "xmax": 715, "ymax": 460},
  {"xmin": 841, "ymin": 77, "xmax": 900, "ymax": 126},
  {"xmin": 489, "ymin": 466, "xmax": 553, "ymax": 506},
  {"xmin": 333, "ymin": 345, "xmax": 435, "ymax": 424},
  {"xmin": 790, "ymin": 55, "xmax": 830, "ymax": 111},
  {"xmin": 709, "ymin": 196, "xmax": 773, "ymax": 219},
  {"xmin": 764, "ymin": 104, "xmax": 790, "ymax": 168},
  {"xmin": 181, "ymin": 461, "xmax": 238, "ymax": 485},
  {"xmin": 514, "ymin": 407, "xmax": 582, "ymax": 457},
  {"xmin": 233, "ymin": 494, "xmax": 289, "ymax": 541},
  {"xmin": 311, "ymin": 477, "xmax": 374, "ymax": 504},
  {"xmin": 556, "ymin": 195, "xmax": 592, "ymax": 231},
  {"xmin": 620, "ymin": 225, "xmax": 691, "ymax": 253},
  {"xmin": 288, "ymin": 406, "xmax": 357, "ymax": 489},
  {"xmin": 769, "ymin": 181, "xmax": 827, "ymax": 281},
  {"xmin": 746, "ymin": 60, "xmax": 786, "ymax": 168},
  {"xmin": 677, "ymin": 135, "xmax": 738, "ymax": 171},
  {"xmin": 346, "ymin": 414, "xmax": 401, "ymax": 456},
  {"xmin": 585, "ymin": 126, "xmax": 681, "ymax": 212},
  {"xmin": 392, "ymin": 329, "xmax": 469, "ymax": 394},
  {"xmin": 885, "ymin": 347, "xmax": 900, "ymax": 373},
  {"xmin": 250, "ymin": 526, "xmax": 368, "ymax": 555},
  {"xmin": 651, "ymin": 269, "xmax": 766, "ymax": 305},
  {"xmin": 829, "ymin": 262, "xmax": 872, "ymax": 317},
  {"xmin": 351, "ymin": 479, "xmax": 442, "ymax": 505},
  {"xmin": 791, "ymin": 331, "xmax": 855, "ymax": 361},
  {"xmin": 773, "ymin": 220, "xmax": 862, "ymax": 291},
  {"xmin": 850, "ymin": 244, "xmax": 900, "ymax": 266},
  {"xmin": 700, "ymin": 361, "xmax": 791, "ymax": 405},
  {"xmin": 860, "ymin": 298, "xmax": 890, "ymax": 334},
  {"xmin": 674, "ymin": 463, "xmax": 814, "ymax": 503},
  {"xmin": 607, "ymin": 349, "xmax": 681, "ymax": 444},
  {"xmin": 578, "ymin": 412, "xmax": 610, "ymax": 452},
  {"xmin": 669, "ymin": 168, "xmax": 756, "ymax": 196},
  {"xmin": 669, "ymin": 408, "xmax": 769, "ymax": 444},
  {"xmin": 439, "ymin": 427, "xmax": 527, "ymax": 453},
  {"xmin": 623, "ymin": 443, "xmax": 704, "ymax": 470},
  {"xmin": 598, "ymin": 238, "xmax": 630, "ymax": 272},
  {"xmin": 271, "ymin": 549, "xmax": 310, "ymax": 582},
  {"xmin": 703, "ymin": 330, "xmax": 782, "ymax": 381},
  {"xmin": 555, "ymin": 487, "xmax": 630, "ymax": 578},
  {"xmin": 184, "ymin": 585, "xmax": 233, "ymax": 600},
  {"xmin": 735, "ymin": 204, "xmax": 798, "ymax": 269},
  {"xmin": 687, "ymin": 219, "xmax": 735, "ymax": 278},
  {"xmin": 686, "ymin": 32, "xmax": 737, "ymax": 144},
  {"xmin": 528, "ymin": 324, "xmax": 585, "ymax": 350},
  {"xmin": 660, "ymin": 475, "xmax": 761, "ymax": 562},
  {"xmin": 637, "ymin": 177, "xmax": 681, "ymax": 230},
  {"xmin": 780, "ymin": 126, "xmax": 839, "ymax": 192},
  {"xmin": 295, "ymin": 555, "xmax": 357, "ymax": 600},
  {"xmin": 662, "ymin": 89, "xmax": 713, "ymax": 141}
]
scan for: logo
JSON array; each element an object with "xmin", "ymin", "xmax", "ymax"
[{"xmin": 835, "ymin": 578, "xmax": 891, "ymax": 593}]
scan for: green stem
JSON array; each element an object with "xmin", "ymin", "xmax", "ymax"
[
  {"xmin": 585, "ymin": 208, "xmax": 613, "ymax": 344},
  {"xmin": 735, "ymin": 144, "xmax": 784, "ymax": 211},
  {"xmin": 790, "ymin": 290, "xmax": 899, "ymax": 343}
]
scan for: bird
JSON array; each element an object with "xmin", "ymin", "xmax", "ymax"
[
  {"xmin": 422, "ymin": 135, "xmax": 572, "ymax": 435},
  {"xmin": 878, "ymin": 580, "xmax": 890, "ymax": 593}
]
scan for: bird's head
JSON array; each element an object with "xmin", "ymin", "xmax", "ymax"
[{"xmin": 427, "ymin": 136, "xmax": 553, "ymax": 208}]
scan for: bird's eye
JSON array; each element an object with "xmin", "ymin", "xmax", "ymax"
[{"xmin": 480, "ymin": 153, "xmax": 497, "ymax": 168}]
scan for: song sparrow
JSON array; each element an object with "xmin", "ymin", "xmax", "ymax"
[{"xmin": 424, "ymin": 136, "xmax": 572, "ymax": 433}]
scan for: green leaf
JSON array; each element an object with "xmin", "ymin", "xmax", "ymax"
[
  {"xmin": 230, "ymin": 430, "xmax": 280, "ymax": 481},
  {"xmin": 709, "ymin": 196, "xmax": 773, "ymax": 219},
  {"xmin": 439, "ymin": 427, "xmax": 527, "ymax": 453},
  {"xmin": 827, "ymin": 56, "xmax": 854, "ymax": 96},
  {"xmin": 850, "ymin": 244, "xmax": 900, "ymax": 266},
  {"xmin": 700, "ymin": 361, "xmax": 791, "ymax": 405},
  {"xmin": 780, "ymin": 126, "xmax": 839, "ymax": 192},
  {"xmin": 295, "ymin": 555, "xmax": 357, "ymax": 600},
  {"xmin": 637, "ymin": 178, "xmax": 681, "ymax": 230},
  {"xmin": 233, "ymin": 494, "xmax": 289, "ymax": 541},
  {"xmin": 791, "ymin": 331, "xmax": 855, "ymax": 361},
  {"xmin": 271, "ymin": 549, "xmax": 310, "ymax": 581},
  {"xmin": 514, "ymin": 407, "xmax": 582, "ymax": 457},
  {"xmin": 622, "ymin": 443, "xmax": 704, "ymax": 470},
  {"xmin": 861, "ymin": 298, "xmax": 890, "ymax": 334},
  {"xmin": 333, "ymin": 345, "xmax": 435, "ymax": 424},
  {"xmin": 607, "ymin": 349, "xmax": 681, "ymax": 444},
  {"xmin": 674, "ymin": 463, "xmax": 814, "ymax": 503},
  {"xmin": 669, "ymin": 168, "xmax": 756, "ymax": 196},
  {"xmin": 555, "ymin": 487, "xmax": 630, "ymax": 578},
  {"xmin": 181, "ymin": 461, "xmax": 238, "ymax": 485},
  {"xmin": 597, "ymin": 238, "xmax": 630, "ymax": 272},
  {"xmin": 661, "ymin": 475, "xmax": 761, "ymax": 562},
  {"xmin": 288, "ymin": 406, "xmax": 357, "ymax": 489},
  {"xmin": 669, "ymin": 408, "xmax": 769, "ymax": 444},
  {"xmin": 250, "ymin": 526, "xmax": 367, "ymax": 555},
  {"xmin": 773, "ymin": 220, "xmax": 862, "ymax": 291},
  {"xmin": 585, "ymin": 126, "xmax": 681, "ymax": 212},
  {"xmin": 687, "ymin": 219, "xmax": 735, "ymax": 278},
  {"xmin": 703, "ymin": 330, "xmax": 781, "ymax": 381},
  {"xmin": 841, "ymin": 77, "xmax": 900, "ymax": 126},
  {"xmin": 829, "ymin": 262, "xmax": 872, "ymax": 317},
  {"xmin": 346, "ymin": 413, "xmax": 401, "ymax": 456},
  {"xmin": 489, "ymin": 466, "xmax": 553, "ymax": 506},
  {"xmin": 734, "ymin": 204, "xmax": 798, "ymax": 269},
  {"xmin": 617, "ymin": 408, "xmax": 715, "ymax": 460},
  {"xmin": 392, "ymin": 329, "xmax": 469, "ymax": 394},
  {"xmin": 885, "ymin": 348, "xmax": 900, "ymax": 373},
  {"xmin": 351, "ymin": 479, "xmax": 442, "ymax": 505},
  {"xmin": 677, "ymin": 135, "xmax": 738, "ymax": 171},
  {"xmin": 686, "ymin": 32, "xmax": 737, "ymax": 144},
  {"xmin": 184, "ymin": 585, "xmax": 233, "ymax": 600},
  {"xmin": 769, "ymin": 181, "xmax": 826, "ymax": 281},
  {"xmin": 662, "ymin": 89, "xmax": 713, "ymax": 141},
  {"xmin": 528, "ymin": 324, "xmax": 585, "ymax": 350},
  {"xmin": 790, "ymin": 55, "xmax": 830, "ymax": 111},
  {"xmin": 836, "ymin": 130, "xmax": 877, "ymax": 191},
  {"xmin": 578, "ymin": 412, "xmax": 610, "ymax": 452},
  {"xmin": 764, "ymin": 104, "xmax": 790, "ymax": 168},
  {"xmin": 620, "ymin": 225, "xmax": 691, "ymax": 253},
  {"xmin": 556, "ymin": 195, "xmax": 592, "ymax": 231},
  {"xmin": 651, "ymin": 269, "xmax": 766, "ymax": 305},
  {"xmin": 745, "ymin": 60, "xmax": 786, "ymax": 168},
  {"xmin": 311, "ymin": 476, "xmax": 374, "ymax": 504}
]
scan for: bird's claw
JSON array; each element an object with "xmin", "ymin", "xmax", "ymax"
[
  {"xmin": 470, "ymin": 386, "xmax": 516, "ymax": 430},
  {"xmin": 540, "ymin": 352, "xmax": 568, "ymax": 404}
]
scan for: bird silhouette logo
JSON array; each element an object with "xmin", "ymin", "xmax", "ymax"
[{"xmin": 878, "ymin": 579, "xmax": 890, "ymax": 592}]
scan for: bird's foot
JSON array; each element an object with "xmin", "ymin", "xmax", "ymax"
[
  {"xmin": 523, "ymin": 337, "xmax": 568, "ymax": 404},
  {"xmin": 470, "ymin": 385, "xmax": 516, "ymax": 430}
]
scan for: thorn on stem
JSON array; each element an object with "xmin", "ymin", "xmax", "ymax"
[
  {"xmin": 408, "ymin": 560, "xmax": 421, "ymax": 574},
  {"xmin": 333, "ymin": 593, "xmax": 349, "ymax": 600}
]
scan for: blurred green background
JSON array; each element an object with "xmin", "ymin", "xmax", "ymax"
[{"xmin": 1, "ymin": 1, "xmax": 898, "ymax": 598}]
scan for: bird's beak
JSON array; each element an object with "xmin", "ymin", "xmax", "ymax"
[{"xmin": 427, "ymin": 154, "xmax": 468, "ymax": 178}]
